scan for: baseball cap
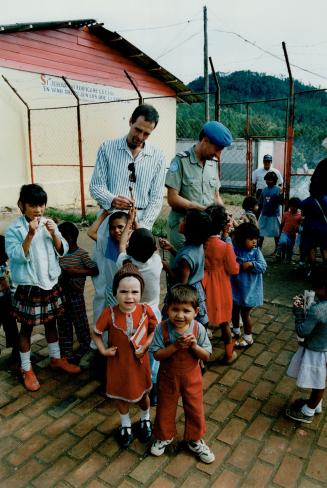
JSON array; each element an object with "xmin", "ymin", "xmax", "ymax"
[{"xmin": 263, "ymin": 154, "xmax": 272, "ymax": 161}]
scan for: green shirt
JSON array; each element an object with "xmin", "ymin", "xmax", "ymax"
[{"xmin": 165, "ymin": 145, "xmax": 221, "ymax": 228}]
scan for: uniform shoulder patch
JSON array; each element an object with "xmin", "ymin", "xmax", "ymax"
[{"xmin": 169, "ymin": 160, "xmax": 179, "ymax": 172}]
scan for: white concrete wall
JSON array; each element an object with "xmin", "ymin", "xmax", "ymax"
[{"xmin": 0, "ymin": 67, "xmax": 176, "ymax": 210}]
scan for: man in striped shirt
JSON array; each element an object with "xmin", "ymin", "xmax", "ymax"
[{"xmin": 90, "ymin": 104, "xmax": 166, "ymax": 230}]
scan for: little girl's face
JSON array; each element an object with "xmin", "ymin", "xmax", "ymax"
[
  {"xmin": 265, "ymin": 179, "xmax": 275, "ymax": 187},
  {"xmin": 109, "ymin": 218, "xmax": 127, "ymax": 242},
  {"xmin": 245, "ymin": 238, "xmax": 257, "ymax": 250},
  {"xmin": 116, "ymin": 276, "xmax": 141, "ymax": 313},
  {"xmin": 22, "ymin": 203, "xmax": 46, "ymax": 221}
]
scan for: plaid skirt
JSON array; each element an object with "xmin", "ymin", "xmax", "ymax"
[{"xmin": 12, "ymin": 283, "xmax": 65, "ymax": 326}]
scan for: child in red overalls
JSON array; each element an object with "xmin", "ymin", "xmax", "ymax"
[{"xmin": 150, "ymin": 284, "xmax": 215, "ymax": 464}]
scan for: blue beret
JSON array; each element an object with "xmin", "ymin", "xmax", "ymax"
[{"xmin": 202, "ymin": 121, "xmax": 233, "ymax": 148}]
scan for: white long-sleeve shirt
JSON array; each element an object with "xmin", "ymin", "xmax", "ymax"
[{"xmin": 89, "ymin": 136, "xmax": 166, "ymax": 229}]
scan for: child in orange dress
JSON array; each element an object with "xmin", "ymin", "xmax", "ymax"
[
  {"xmin": 203, "ymin": 205, "xmax": 240, "ymax": 364},
  {"xmin": 92, "ymin": 262, "xmax": 158, "ymax": 448}
]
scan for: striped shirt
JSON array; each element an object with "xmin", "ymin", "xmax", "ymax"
[
  {"xmin": 89, "ymin": 136, "xmax": 166, "ymax": 229},
  {"xmin": 59, "ymin": 247, "xmax": 97, "ymax": 293}
]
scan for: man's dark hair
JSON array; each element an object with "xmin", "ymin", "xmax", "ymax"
[
  {"xmin": 130, "ymin": 104, "xmax": 159, "ymax": 127},
  {"xmin": 58, "ymin": 221, "xmax": 79, "ymax": 243},
  {"xmin": 234, "ymin": 222, "xmax": 259, "ymax": 247},
  {"xmin": 166, "ymin": 284, "xmax": 199, "ymax": 310}
]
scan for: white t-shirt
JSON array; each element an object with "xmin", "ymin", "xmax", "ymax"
[{"xmin": 252, "ymin": 167, "xmax": 283, "ymax": 190}]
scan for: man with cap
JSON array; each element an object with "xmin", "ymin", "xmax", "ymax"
[
  {"xmin": 252, "ymin": 154, "xmax": 283, "ymax": 200},
  {"xmin": 165, "ymin": 121, "xmax": 233, "ymax": 251}
]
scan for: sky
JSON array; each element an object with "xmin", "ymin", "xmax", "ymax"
[{"xmin": 1, "ymin": 0, "xmax": 327, "ymax": 88}]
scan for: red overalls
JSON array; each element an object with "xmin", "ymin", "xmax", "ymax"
[{"xmin": 153, "ymin": 320, "xmax": 206, "ymax": 441}]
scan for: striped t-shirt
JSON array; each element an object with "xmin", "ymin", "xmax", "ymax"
[{"xmin": 59, "ymin": 247, "xmax": 97, "ymax": 293}]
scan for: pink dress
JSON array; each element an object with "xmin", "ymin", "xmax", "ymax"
[{"xmin": 202, "ymin": 236, "xmax": 239, "ymax": 325}]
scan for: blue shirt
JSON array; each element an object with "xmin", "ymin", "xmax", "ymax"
[
  {"xmin": 173, "ymin": 243, "xmax": 204, "ymax": 285},
  {"xmin": 231, "ymin": 246, "xmax": 267, "ymax": 308}
]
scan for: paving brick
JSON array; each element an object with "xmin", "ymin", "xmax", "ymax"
[
  {"xmin": 258, "ymin": 434, "xmax": 288, "ymax": 464},
  {"xmin": 149, "ymin": 476, "xmax": 176, "ymax": 488},
  {"xmin": 262, "ymin": 395, "xmax": 287, "ymax": 416},
  {"xmin": 217, "ymin": 418, "xmax": 247, "ymax": 446},
  {"xmin": 228, "ymin": 438, "xmax": 260, "ymax": 470},
  {"xmin": 251, "ymin": 380, "xmax": 274, "ymax": 401},
  {"xmin": 209, "ymin": 399, "xmax": 237, "ymax": 422},
  {"xmin": 219, "ymin": 368, "xmax": 242, "ymax": 387},
  {"xmin": 288, "ymin": 428, "xmax": 315, "ymax": 459},
  {"xmin": 263, "ymin": 363, "xmax": 284, "ymax": 382},
  {"xmin": 0, "ymin": 394, "xmax": 34, "ymax": 417},
  {"xmin": 99, "ymin": 450, "xmax": 139, "ymax": 485},
  {"xmin": 96, "ymin": 414, "xmax": 120, "ymax": 434},
  {"xmin": 202, "ymin": 370, "xmax": 217, "ymax": 390},
  {"xmin": 3, "ymin": 458, "xmax": 45, "ymax": 488},
  {"xmin": 96, "ymin": 436, "xmax": 120, "ymax": 459},
  {"xmin": 82, "ymin": 481, "xmax": 110, "ymax": 488},
  {"xmin": 164, "ymin": 451, "xmax": 195, "ymax": 478},
  {"xmin": 179, "ymin": 470, "xmax": 210, "ymax": 488},
  {"xmin": 1, "ymin": 413, "xmax": 27, "ymax": 436},
  {"xmin": 244, "ymin": 342, "xmax": 265, "ymax": 357},
  {"xmin": 246, "ymin": 414, "xmax": 273, "ymax": 440},
  {"xmin": 306, "ymin": 448, "xmax": 327, "ymax": 482},
  {"xmin": 65, "ymin": 453, "xmax": 107, "ymax": 487},
  {"xmin": 7, "ymin": 434, "xmax": 48, "ymax": 466},
  {"xmin": 0, "ymin": 436, "xmax": 19, "ymax": 458},
  {"xmin": 272, "ymin": 416, "xmax": 296, "ymax": 437},
  {"xmin": 233, "ymin": 354, "xmax": 253, "ymax": 371},
  {"xmin": 298, "ymin": 479, "xmax": 325, "ymax": 488},
  {"xmin": 317, "ymin": 422, "xmax": 327, "ymax": 448},
  {"xmin": 69, "ymin": 430, "xmax": 105, "ymax": 460},
  {"xmin": 37, "ymin": 432, "xmax": 78, "ymax": 463},
  {"xmin": 254, "ymin": 351, "xmax": 274, "ymax": 367},
  {"xmin": 236, "ymin": 398, "xmax": 261, "ymax": 421},
  {"xmin": 75, "ymin": 380, "xmax": 102, "ymax": 399},
  {"xmin": 211, "ymin": 469, "xmax": 242, "ymax": 487},
  {"xmin": 228, "ymin": 381, "xmax": 253, "ymax": 401},
  {"xmin": 242, "ymin": 460, "xmax": 274, "ymax": 487},
  {"xmin": 23, "ymin": 395, "xmax": 58, "ymax": 417},
  {"xmin": 130, "ymin": 453, "xmax": 169, "ymax": 485},
  {"xmin": 241, "ymin": 365, "xmax": 263, "ymax": 384},
  {"xmin": 43, "ymin": 412, "xmax": 80, "ymax": 438},
  {"xmin": 267, "ymin": 339, "xmax": 285, "ymax": 353},
  {"xmin": 274, "ymin": 454, "xmax": 304, "ymax": 487},
  {"xmin": 275, "ymin": 376, "xmax": 296, "ymax": 396},
  {"xmin": 196, "ymin": 441, "xmax": 230, "ymax": 475},
  {"xmin": 203, "ymin": 384, "xmax": 224, "ymax": 405},
  {"xmin": 32, "ymin": 456, "xmax": 76, "ymax": 488},
  {"xmin": 71, "ymin": 411, "xmax": 106, "ymax": 437},
  {"xmin": 15, "ymin": 414, "xmax": 52, "ymax": 441},
  {"xmin": 72, "ymin": 395, "xmax": 105, "ymax": 415}
]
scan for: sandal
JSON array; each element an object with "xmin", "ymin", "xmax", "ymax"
[{"xmin": 235, "ymin": 337, "xmax": 254, "ymax": 348}]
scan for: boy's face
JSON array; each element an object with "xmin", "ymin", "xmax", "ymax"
[
  {"xmin": 167, "ymin": 302, "xmax": 199, "ymax": 331},
  {"xmin": 109, "ymin": 218, "xmax": 127, "ymax": 242},
  {"xmin": 21, "ymin": 203, "xmax": 46, "ymax": 221},
  {"xmin": 116, "ymin": 276, "xmax": 141, "ymax": 313},
  {"xmin": 265, "ymin": 178, "xmax": 274, "ymax": 187}
]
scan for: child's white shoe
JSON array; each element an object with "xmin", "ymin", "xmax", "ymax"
[
  {"xmin": 151, "ymin": 438, "xmax": 173, "ymax": 456},
  {"xmin": 188, "ymin": 440, "xmax": 215, "ymax": 463}
]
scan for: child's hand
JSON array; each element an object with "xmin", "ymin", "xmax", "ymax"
[
  {"xmin": 242, "ymin": 261, "xmax": 253, "ymax": 271},
  {"xmin": 187, "ymin": 334, "xmax": 197, "ymax": 348},
  {"xmin": 159, "ymin": 238, "xmax": 172, "ymax": 251},
  {"xmin": 45, "ymin": 218, "xmax": 56, "ymax": 236},
  {"xmin": 175, "ymin": 334, "xmax": 193, "ymax": 349},
  {"xmin": 134, "ymin": 345, "xmax": 146, "ymax": 358},
  {"xmin": 162, "ymin": 259, "xmax": 170, "ymax": 272},
  {"xmin": 293, "ymin": 295, "xmax": 304, "ymax": 308},
  {"xmin": 102, "ymin": 346, "xmax": 118, "ymax": 357},
  {"xmin": 28, "ymin": 217, "xmax": 39, "ymax": 236}
]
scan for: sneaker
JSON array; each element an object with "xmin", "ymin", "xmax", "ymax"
[
  {"xmin": 79, "ymin": 348, "xmax": 97, "ymax": 369},
  {"xmin": 285, "ymin": 406, "xmax": 314, "ymax": 424},
  {"xmin": 188, "ymin": 440, "xmax": 215, "ymax": 464},
  {"xmin": 292, "ymin": 398, "xmax": 322, "ymax": 414},
  {"xmin": 151, "ymin": 438, "xmax": 173, "ymax": 456},
  {"xmin": 50, "ymin": 357, "xmax": 81, "ymax": 374},
  {"xmin": 21, "ymin": 368, "xmax": 40, "ymax": 392},
  {"xmin": 139, "ymin": 419, "xmax": 153, "ymax": 443},
  {"xmin": 117, "ymin": 426, "xmax": 133, "ymax": 448}
]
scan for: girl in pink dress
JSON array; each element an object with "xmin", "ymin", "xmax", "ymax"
[{"xmin": 203, "ymin": 205, "xmax": 239, "ymax": 364}]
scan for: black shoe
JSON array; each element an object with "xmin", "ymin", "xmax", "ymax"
[
  {"xmin": 117, "ymin": 426, "xmax": 133, "ymax": 448},
  {"xmin": 149, "ymin": 384, "xmax": 158, "ymax": 406},
  {"xmin": 138, "ymin": 419, "xmax": 153, "ymax": 443}
]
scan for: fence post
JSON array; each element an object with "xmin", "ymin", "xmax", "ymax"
[
  {"xmin": 62, "ymin": 77, "xmax": 86, "ymax": 218},
  {"xmin": 282, "ymin": 42, "xmax": 295, "ymax": 203}
]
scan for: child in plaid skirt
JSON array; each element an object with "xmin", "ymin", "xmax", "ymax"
[
  {"xmin": 57, "ymin": 222, "xmax": 98, "ymax": 363},
  {"xmin": 5, "ymin": 184, "xmax": 81, "ymax": 392}
]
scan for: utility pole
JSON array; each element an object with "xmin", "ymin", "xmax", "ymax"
[{"xmin": 203, "ymin": 5, "xmax": 209, "ymax": 121}]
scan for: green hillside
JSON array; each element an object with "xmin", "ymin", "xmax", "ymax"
[{"xmin": 177, "ymin": 71, "xmax": 327, "ymax": 168}]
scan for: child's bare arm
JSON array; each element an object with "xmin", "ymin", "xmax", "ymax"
[
  {"xmin": 92, "ymin": 331, "xmax": 117, "ymax": 357},
  {"xmin": 87, "ymin": 210, "xmax": 109, "ymax": 241},
  {"xmin": 153, "ymin": 343, "xmax": 179, "ymax": 361},
  {"xmin": 63, "ymin": 266, "xmax": 99, "ymax": 277},
  {"xmin": 159, "ymin": 238, "xmax": 177, "ymax": 256},
  {"xmin": 119, "ymin": 206, "xmax": 135, "ymax": 253}
]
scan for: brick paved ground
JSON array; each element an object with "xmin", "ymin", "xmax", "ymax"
[{"xmin": 1, "ymin": 229, "xmax": 327, "ymax": 487}]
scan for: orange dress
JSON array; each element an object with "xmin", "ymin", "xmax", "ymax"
[
  {"xmin": 202, "ymin": 236, "xmax": 239, "ymax": 325},
  {"xmin": 95, "ymin": 304, "xmax": 157, "ymax": 402}
]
